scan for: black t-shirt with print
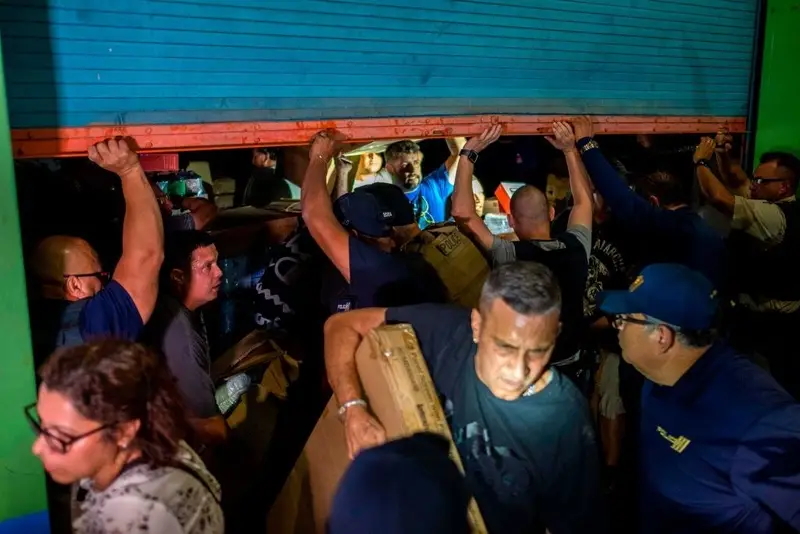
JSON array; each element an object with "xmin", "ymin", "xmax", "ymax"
[{"xmin": 385, "ymin": 304, "xmax": 603, "ymax": 534}]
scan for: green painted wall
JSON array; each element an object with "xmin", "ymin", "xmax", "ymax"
[
  {"xmin": 754, "ymin": 0, "xmax": 800, "ymax": 161},
  {"xmin": 0, "ymin": 35, "xmax": 47, "ymax": 523}
]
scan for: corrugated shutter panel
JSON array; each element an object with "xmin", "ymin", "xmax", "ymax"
[{"xmin": 0, "ymin": 0, "xmax": 756, "ymax": 129}]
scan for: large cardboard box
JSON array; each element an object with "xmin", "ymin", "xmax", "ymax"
[
  {"xmin": 403, "ymin": 223, "xmax": 490, "ymax": 309},
  {"xmin": 267, "ymin": 324, "xmax": 487, "ymax": 533}
]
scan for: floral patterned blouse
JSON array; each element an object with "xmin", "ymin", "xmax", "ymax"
[{"xmin": 71, "ymin": 441, "xmax": 224, "ymax": 533}]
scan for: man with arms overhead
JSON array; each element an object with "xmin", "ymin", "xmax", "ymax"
[
  {"xmin": 30, "ymin": 139, "xmax": 163, "ymax": 361},
  {"xmin": 324, "ymin": 262, "xmax": 602, "ymax": 534},
  {"xmin": 452, "ymin": 121, "xmax": 594, "ymax": 369},
  {"xmin": 695, "ymin": 140, "xmax": 800, "ymax": 397},
  {"xmin": 301, "ymin": 131, "xmax": 445, "ymax": 314},
  {"xmin": 357, "ymin": 137, "xmax": 467, "ymax": 229}
]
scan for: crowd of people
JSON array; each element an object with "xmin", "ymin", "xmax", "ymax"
[{"xmin": 20, "ymin": 117, "xmax": 800, "ymax": 534}]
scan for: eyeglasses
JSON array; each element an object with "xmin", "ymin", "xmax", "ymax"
[
  {"xmin": 611, "ymin": 315, "xmax": 655, "ymax": 330},
  {"xmin": 612, "ymin": 315, "xmax": 679, "ymax": 332},
  {"xmin": 63, "ymin": 272, "xmax": 110, "ymax": 285},
  {"xmin": 749, "ymin": 176, "xmax": 788, "ymax": 185},
  {"xmin": 24, "ymin": 403, "xmax": 115, "ymax": 454}
]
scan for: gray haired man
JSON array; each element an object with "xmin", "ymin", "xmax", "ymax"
[{"xmin": 323, "ymin": 261, "xmax": 603, "ymax": 534}]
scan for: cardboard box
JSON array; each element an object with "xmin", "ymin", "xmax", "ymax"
[
  {"xmin": 403, "ymin": 224, "xmax": 490, "ymax": 309},
  {"xmin": 267, "ymin": 325, "xmax": 487, "ymax": 534}
]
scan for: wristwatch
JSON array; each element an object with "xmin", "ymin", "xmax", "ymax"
[
  {"xmin": 695, "ymin": 159, "xmax": 711, "ymax": 168},
  {"xmin": 459, "ymin": 148, "xmax": 479, "ymax": 164}
]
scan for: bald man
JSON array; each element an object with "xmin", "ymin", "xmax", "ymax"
[
  {"xmin": 30, "ymin": 139, "xmax": 164, "ymax": 360},
  {"xmin": 452, "ymin": 122, "xmax": 594, "ymax": 366}
]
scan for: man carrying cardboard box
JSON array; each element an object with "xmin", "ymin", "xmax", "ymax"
[{"xmin": 324, "ymin": 261, "xmax": 603, "ymax": 534}]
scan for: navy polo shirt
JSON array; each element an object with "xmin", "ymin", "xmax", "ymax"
[
  {"xmin": 639, "ymin": 342, "xmax": 800, "ymax": 533},
  {"xmin": 323, "ymin": 236, "xmax": 446, "ymax": 314}
]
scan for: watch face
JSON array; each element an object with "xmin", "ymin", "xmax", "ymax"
[{"xmin": 460, "ymin": 149, "xmax": 478, "ymax": 163}]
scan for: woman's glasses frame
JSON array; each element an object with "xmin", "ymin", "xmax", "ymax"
[{"xmin": 24, "ymin": 403, "xmax": 116, "ymax": 454}]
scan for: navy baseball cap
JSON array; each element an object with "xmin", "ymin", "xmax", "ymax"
[
  {"xmin": 327, "ymin": 433, "xmax": 470, "ymax": 534},
  {"xmin": 597, "ymin": 263, "xmax": 719, "ymax": 330},
  {"xmin": 334, "ymin": 183, "xmax": 415, "ymax": 237}
]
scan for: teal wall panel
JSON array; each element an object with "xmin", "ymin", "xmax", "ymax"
[{"xmin": 0, "ymin": 0, "xmax": 757, "ymax": 129}]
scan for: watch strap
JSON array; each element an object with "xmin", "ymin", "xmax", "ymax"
[
  {"xmin": 579, "ymin": 139, "xmax": 600, "ymax": 154},
  {"xmin": 459, "ymin": 148, "xmax": 479, "ymax": 164}
]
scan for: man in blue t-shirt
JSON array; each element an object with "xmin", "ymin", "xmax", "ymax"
[
  {"xmin": 301, "ymin": 131, "xmax": 446, "ymax": 314},
  {"xmin": 598, "ymin": 263, "xmax": 800, "ymax": 533},
  {"xmin": 355, "ymin": 138, "xmax": 466, "ymax": 229},
  {"xmin": 324, "ymin": 262, "xmax": 603, "ymax": 534},
  {"xmin": 30, "ymin": 139, "xmax": 164, "ymax": 362}
]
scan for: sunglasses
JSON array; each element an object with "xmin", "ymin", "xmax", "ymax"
[
  {"xmin": 749, "ymin": 176, "xmax": 788, "ymax": 185},
  {"xmin": 63, "ymin": 271, "xmax": 110, "ymax": 285},
  {"xmin": 24, "ymin": 403, "xmax": 116, "ymax": 454}
]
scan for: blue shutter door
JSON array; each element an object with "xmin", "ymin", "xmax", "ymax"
[{"xmin": 1, "ymin": 0, "xmax": 756, "ymax": 130}]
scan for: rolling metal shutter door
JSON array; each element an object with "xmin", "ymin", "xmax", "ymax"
[{"xmin": 0, "ymin": 0, "xmax": 756, "ymax": 130}]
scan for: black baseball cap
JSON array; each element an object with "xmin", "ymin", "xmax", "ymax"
[{"xmin": 334, "ymin": 183, "xmax": 415, "ymax": 237}]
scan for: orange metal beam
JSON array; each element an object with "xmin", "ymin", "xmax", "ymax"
[{"xmin": 11, "ymin": 115, "xmax": 746, "ymax": 159}]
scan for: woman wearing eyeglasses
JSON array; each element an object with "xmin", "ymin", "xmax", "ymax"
[{"xmin": 27, "ymin": 339, "xmax": 224, "ymax": 533}]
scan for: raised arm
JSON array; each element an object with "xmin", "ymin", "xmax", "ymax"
[
  {"xmin": 332, "ymin": 154, "xmax": 353, "ymax": 200},
  {"xmin": 324, "ymin": 308, "xmax": 390, "ymax": 458},
  {"xmin": 546, "ymin": 120, "xmax": 593, "ymax": 231},
  {"xmin": 450, "ymin": 125, "xmax": 503, "ymax": 250},
  {"xmin": 695, "ymin": 137, "xmax": 736, "ymax": 216},
  {"xmin": 577, "ymin": 123, "xmax": 681, "ymax": 234},
  {"xmin": 89, "ymin": 139, "xmax": 164, "ymax": 323},
  {"xmin": 300, "ymin": 131, "xmax": 353, "ymax": 281},
  {"xmin": 444, "ymin": 137, "xmax": 468, "ymax": 183}
]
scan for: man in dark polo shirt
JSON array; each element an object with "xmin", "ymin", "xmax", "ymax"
[
  {"xmin": 576, "ymin": 120, "xmax": 725, "ymax": 289},
  {"xmin": 598, "ymin": 263, "xmax": 800, "ymax": 534},
  {"xmin": 302, "ymin": 131, "xmax": 445, "ymax": 314}
]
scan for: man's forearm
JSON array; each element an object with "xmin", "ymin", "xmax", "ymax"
[
  {"xmin": 120, "ymin": 165, "xmax": 163, "ymax": 265},
  {"xmin": 333, "ymin": 160, "xmax": 351, "ymax": 200},
  {"xmin": 191, "ymin": 416, "xmax": 229, "ymax": 445},
  {"xmin": 301, "ymin": 158, "xmax": 334, "ymax": 217},
  {"xmin": 580, "ymin": 141, "xmax": 658, "ymax": 227},
  {"xmin": 697, "ymin": 166, "xmax": 735, "ymax": 215},
  {"xmin": 565, "ymin": 150, "xmax": 592, "ymax": 209},
  {"xmin": 451, "ymin": 156, "xmax": 477, "ymax": 219},
  {"xmin": 324, "ymin": 322, "xmax": 366, "ymax": 404},
  {"xmin": 445, "ymin": 137, "xmax": 467, "ymax": 183}
]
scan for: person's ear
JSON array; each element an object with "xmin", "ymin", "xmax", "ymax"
[
  {"xmin": 549, "ymin": 205, "xmax": 556, "ymax": 221},
  {"xmin": 648, "ymin": 195, "xmax": 660, "ymax": 207},
  {"xmin": 656, "ymin": 325, "xmax": 676, "ymax": 354},
  {"xmin": 114, "ymin": 419, "xmax": 141, "ymax": 451},
  {"xmin": 470, "ymin": 308, "xmax": 482, "ymax": 344},
  {"xmin": 64, "ymin": 276, "xmax": 83, "ymax": 299}
]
